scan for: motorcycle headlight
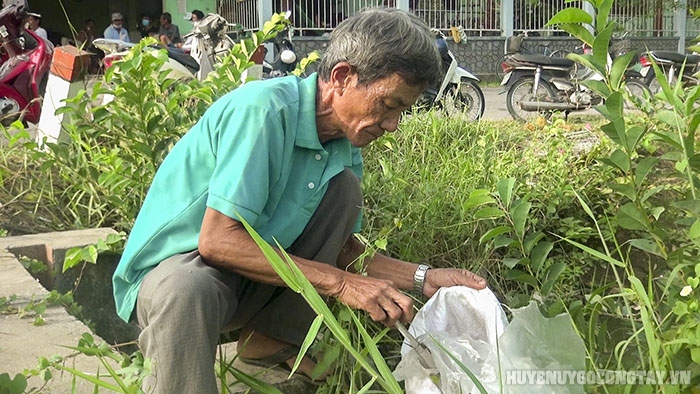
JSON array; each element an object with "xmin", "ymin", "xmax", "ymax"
[{"xmin": 280, "ymin": 49, "xmax": 296, "ymax": 64}]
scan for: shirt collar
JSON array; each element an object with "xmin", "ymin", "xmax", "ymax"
[{"xmin": 294, "ymin": 73, "xmax": 353, "ymax": 162}]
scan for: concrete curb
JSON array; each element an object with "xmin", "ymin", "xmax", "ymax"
[
  {"xmin": 0, "ymin": 228, "xmax": 119, "ymax": 393},
  {"xmin": 0, "ymin": 229, "xmax": 315, "ymax": 393}
]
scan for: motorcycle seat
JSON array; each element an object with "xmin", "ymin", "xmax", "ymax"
[
  {"xmin": 510, "ymin": 53, "xmax": 575, "ymax": 68},
  {"xmin": 164, "ymin": 47, "xmax": 200, "ymax": 73},
  {"xmin": 649, "ymin": 51, "xmax": 700, "ymax": 65}
]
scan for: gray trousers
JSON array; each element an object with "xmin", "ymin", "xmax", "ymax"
[{"xmin": 135, "ymin": 168, "xmax": 362, "ymax": 394}]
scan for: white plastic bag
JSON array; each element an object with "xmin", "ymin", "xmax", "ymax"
[{"xmin": 393, "ymin": 286, "xmax": 585, "ymax": 394}]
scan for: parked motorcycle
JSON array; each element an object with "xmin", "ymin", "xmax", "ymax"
[
  {"xmin": 93, "ymin": 38, "xmax": 200, "ymax": 80},
  {"xmin": 415, "ymin": 30, "xmax": 485, "ymax": 122},
  {"xmin": 262, "ymin": 24, "xmax": 297, "ymax": 79},
  {"xmin": 184, "ymin": 12, "xmax": 236, "ymax": 80},
  {"xmin": 500, "ymin": 52, "xmax": 649, "ymax": 122},
  {"xmin": 93, "ymin": 13, "xmax": 235, "ymax": 81},
  {"xmin": 0, "ymin": 2, "xmax": 53, "ymax": 125},
  {"xmin": 639, "ymin": 51, "xmax": 700, "ymax": 94}
]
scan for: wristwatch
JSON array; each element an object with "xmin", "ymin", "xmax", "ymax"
[{"xmin": 413, "ymin": 264, "xmax": 430, "ymax": 293}]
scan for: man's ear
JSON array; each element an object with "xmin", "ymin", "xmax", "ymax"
[{"xmin": 329, "ymin": 62, "xmax": 355, "ymax": 93}]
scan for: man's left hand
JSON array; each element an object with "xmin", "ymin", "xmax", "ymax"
[{"xmin": 422, "ymin": 268, "xmax": 486, "ymax": 298}]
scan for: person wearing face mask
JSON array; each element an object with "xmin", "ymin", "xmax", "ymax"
[
  {"xmin": 104, "ymin": 12, "xmax": 130, "ymax": 43},
  {"xmin": 137, "ymin": 14, "xmax": 157, "ymax": 39}
]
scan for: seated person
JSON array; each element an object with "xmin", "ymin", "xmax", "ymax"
[{"xmin": 158, "ymin": 12, "xmax": 181, "ymax": 47}]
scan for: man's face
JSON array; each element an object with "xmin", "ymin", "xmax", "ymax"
[
  {"xmin": 160, "ymin": 16, "xmax": 168, "ymax": 25},
  {"xmin": 112, "ymin": 18, "xmax": 123, "ymax": 28},
  {"xmin": 27, "ymin": 16, "xmax": 39, "ymax": 29},
  {"xmin": 333, "ymin": 72, "xmax": 423, "ymax": 147}
]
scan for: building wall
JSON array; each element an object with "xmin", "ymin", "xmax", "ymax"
[{"xmin": 161, "ymin": 0, "xmax": 217, "ymax": 34}]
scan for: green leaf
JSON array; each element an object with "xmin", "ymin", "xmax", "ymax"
[
  {"xmin": 479, "ymin": 226, "xmax": 512, "ymax": 244},
  {"xmin": 597, "ymin": 3, "xmax": 614, "ymax": 31},
  {"xmin": 592, "ymin": 25, "xmax": 613, "ymax": 66},
  {"xmin": 609, "ymin": 149, "xmax": 631, "ymax": 172},
  {"xmin": 566, "ymin": 53, "xmax": 610, "ymax": 81},
  {"xmin": 494, "ymin": 236, "xmax": 517, "ymax": 249},
  {"xmin": 62, "ymin": 247, "xmax": 83, "ymax": 273},
  {"xmin": 474, "ymin": 207, "xmax": 505, "ymax": 219},
  {"xmin": 625, "ymin": 125, "xmax": 646, "ymax": 153},
  {"xmin": 80, "ymin": 245, "xmax": 99, "ymax": 264},
  {"xmin": 610, "ymin": 52, "xmax": 636, "ymax": 90},
  {"xmin": 291, "ymin": 315, "xmax": 323, "ymax": 379},
  {"xmin": 505, "ymin": 269, "xmax": 538, "ymax": 287},
  {"xmin": 530, "ymin": 241, "xmax": 554, "ymax": 275},
  {"xmin": 463, "ymin": 189, "xmax": 495, "ymax": 209},
  {"xmin": 655, "ymin": 109, "xmax": 683, "ymax": 130},
  {"xmin": 523, "ymin": 231, "xmax": 546, "ymax": 255},
  {"xmin": 546, "ymin": 7, "xmax": 593, "ymax": 26},
  {"xmin": 541, "ymin": 262, "xmax": 566, "ymax": 296},
  {"xmin": 691, "ymin": 348, "xmax": 700, "ymax": 365},
  {"xmin": 557, "ymin": 235, "xmax": 626, "ymax": 267},
  {"xmin": 617, "ymin": 203, "xmax": 647, "ymax": 230},
  {"xmin": 688, "ymin": 154, "xmax": 700, "ymax": 171},
  {"xmin": 227, "ymin": 368, "xmax": 284, "ymax": 394},
  {"xmin": 671, "ymin": 200, "xmax": 700, "ymax": 215},
  {"xmin": 634, "ymin": 157, "xmax": 659, "ymax": 186},
  {"xmin": 502, "ymin": 257, "xmax": 521, "ymax": 269},
  {"xmin": 690, "ymin": 219, "xmax": 700, "ymax": 239},
  {"xmin": 511, "ymin": 200, "xmax": 531, "ymax": 239},
  {"xmin": 554, "ymin": 24, "xmax": 595, "ymax": 46},
  {"xmin": 609, "ymin": 182, "xmax": 636, "ymax": 201},
  {"xmin": 628, "ymin": 238, "xmax": 664, "ymax": 257},
  {"xmin": 496, "ymin": 178, "xmax": 516, "ymax": 208},
  {"xmin": 0, "ymin": 373, "xmax": 28, "ymax": 393},
  {"xmin": 645, "ymin": 206, "xmax": 663, "ymax": 222}
]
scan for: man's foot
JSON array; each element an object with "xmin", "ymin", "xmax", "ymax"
[{"xmin": 236, "ymin": 328, "xmax": 326, "ymax": 383}]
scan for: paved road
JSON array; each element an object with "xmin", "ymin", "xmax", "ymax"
[{"xmin": 482, "ymin": 86, "xmax": 511, "ymax": 121}]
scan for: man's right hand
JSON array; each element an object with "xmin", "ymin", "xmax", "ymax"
[{"xmin": 334, "ymin": 274, "xmax": 414, "ymax": 327}]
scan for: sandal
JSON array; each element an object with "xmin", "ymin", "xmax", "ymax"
[{"xmin": 239, "ymin": 346, "xmax": 322, "ymax": 385}]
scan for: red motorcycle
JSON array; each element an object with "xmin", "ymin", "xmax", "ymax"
[{"xmin": 0, "ymin": 3, "xmax": 52, "ymax": 125}]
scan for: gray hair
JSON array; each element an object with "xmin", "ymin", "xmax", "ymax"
[{"xmin": 318, "ymin": 8, "xmax": 441, "ymax": 88}]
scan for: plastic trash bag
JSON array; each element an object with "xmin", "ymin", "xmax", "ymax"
[{"xmin": 393, "ymin": 286, "xmax": 585, "ymax": 394}]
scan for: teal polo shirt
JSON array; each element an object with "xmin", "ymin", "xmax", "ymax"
[{"xmin": 112, "ymin": 74, "xmax": 363, "ymax": 323}]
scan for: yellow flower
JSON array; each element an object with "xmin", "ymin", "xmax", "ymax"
[{"xmin": 680, "ymin": 285, "xmax": 693, "ymax": 297}]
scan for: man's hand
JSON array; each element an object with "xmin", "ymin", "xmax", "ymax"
[
  {"xmin": 422, "ymin": 268, "xmax": 487, "ymax": 298},
  {"xmin": 335, "ymin": 274, "xmax": 414, "ymax": 327}
]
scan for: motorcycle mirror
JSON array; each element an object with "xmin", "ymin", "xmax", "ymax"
[{"xmin": 280, "ymin": 49, "xmax": 296, "ymax": 64}]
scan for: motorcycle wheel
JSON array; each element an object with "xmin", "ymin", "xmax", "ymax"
[
  {"xmin": 495, "ymin": 54, "xmax": 510, "ymax": 81},
  {"xmin": 644, "ymin": 72, "xmax": 663, "ymax": 96},
  {"xmin": 0, "ymin": 91, "xmax": 25, "ymax": 127},
  {"xmin": 443, "ymin": 80, "xmax": 485, "ymax": 121},
  {"xmin": 623, "ymin": 79, "xmax": 651, "ymax": 111},
  {"xmin": 506, "ymin": 77, "xmax": 555, "ymax": 122}
]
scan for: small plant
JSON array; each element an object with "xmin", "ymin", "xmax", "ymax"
[
  {"xmin": 0, "ymin": 372, "xmax": 27, "ymax": 394},
  {"xmin": 464, "ymin": 178, "xmax": 565, "ymax": 307},
  {"xmin": 23, "ymin": 333, "xmax": 151, "ymax": 393}
]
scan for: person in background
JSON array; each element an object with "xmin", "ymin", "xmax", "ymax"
[
  {"xmin": 76, "ymin": 19, "xmax": 98, "ymax": 48},
  {"xmin": 76, "ymin": 18, "xmax": 103, "ymax": 73},
  {"xmin": 104, "ymin": 12, "xmax": 130, "ymax": 43},
  {"xmin": 180, "ymin": 10, "xmax": 205, "ymax": 53},
  {"xmin": 137, "ymin": 14, "xmax": 157, "ymax": 39},
  {"xmin": 26, "ymin": 12, "xmax": 47, "ymax": 40},
  {"xmin": 158, "ymin": 12, "xmax": 181, "ymax": 47},
  {"xmin": 112, "ymin": 7, "xmax": 487, "ymax": 394}
]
